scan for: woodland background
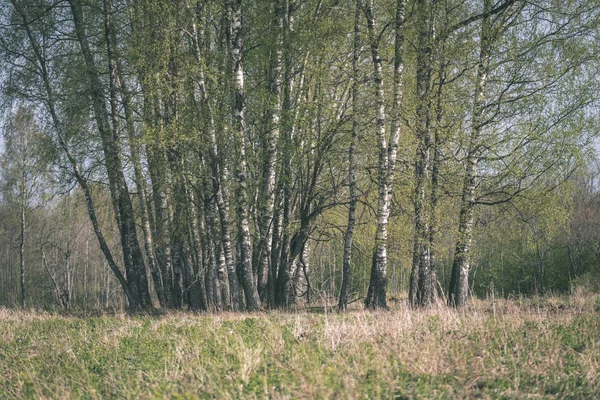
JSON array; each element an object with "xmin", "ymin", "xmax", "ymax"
[{"xmin": 0, "ymin": 0, "xmax": 599, "ymax": 312}]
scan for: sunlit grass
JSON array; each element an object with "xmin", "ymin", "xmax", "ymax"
[{"xmin": 0, "ymin": 293, "xmax": 599, "ymax": 399}]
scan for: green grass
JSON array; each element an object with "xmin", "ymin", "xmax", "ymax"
[{"xmin": 0, "ymin": 295, "xmax": 599, "ymax": 399}]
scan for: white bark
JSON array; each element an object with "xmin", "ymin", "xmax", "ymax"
[
  {"xmin": 231, "ymin": 0, "xmax": 260, "ymax": 310},
  {"xmin": 364, "ymin": 0, "xmax": 405, "ymax": 309},
  {"xmin": 449, "ymin": 0, "xmax": 494, "ymax": 308}
]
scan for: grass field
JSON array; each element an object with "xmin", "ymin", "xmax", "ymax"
[{"xmin": 1, "ymin": 294, "xmax": 599, "ymax": 399}]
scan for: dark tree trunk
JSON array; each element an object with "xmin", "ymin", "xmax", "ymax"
[
  {"xmin": 19, "ymin": 180, "xmax": 25, "ymax": 309},
  {"xmin": 256, "ymin": 0, "xmax": 284, "ymax": 303},
  {"xmin": 12, "ymin": 0, "xmax": 139, "ymax": 309},
  {"xmin": 69, "ymin": 0, "xmax": 152, "ymax": 310},
  {"xmin": 409, "ymin": 0, "xmax": 434, "ymax": 308},
  {"xmin": 339, "ymin": 0, "xmax": 361, "ymax": 312}
]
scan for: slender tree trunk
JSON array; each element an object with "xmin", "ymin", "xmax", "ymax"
[
  {"xmin": 147, "ymin": 139, "xmax": 175, "ymax": 308},
  {"xmin": 19, "ymin": 175, "xmax": 25, "ymax": 309},
  {"xmin": 386, "ymin": 0, "xmax": 407, "ymax": 203},
  {"xmin": 186, "ymin": 185, "xmax": 208, "ymax": 311},
  {"xmin": 204, "ymin": 185, "xmax": 222, "ymax": 311},
  {"xmin": 169, "ymin": 156, "xmax": 191, "ymax": 310},
  {"xmin": 198, "ymin": 194, "xmax": 211, "ymax": 309},
  {"xmin": 429, "ymin": 119, "xmax": 441, "ymax": 304},
  {"xmin": 339, "ymin": 1, "xmax": 361, "ymax": 312},
  {"xmin": 429, "ymin": 50, "xmax": 447, "ymax": 303},
  {"xmin": 217, "ymin": 243, "xmax": 230, "ymax": 310},
  {"xmin": 409, "ymin": 0, "xmax": 434, "ymax": 308},
  {"xmin": 257, "ymin": 0, "xmax": 284, "ymax": 303},
  {"xmin": 214, "ymin": 178, "xmax": 242, "ymax": 310},
  {"xmin": 448, "ymin": 0, "xmax": 493, "ymax": 308},
  {"xmin": 364, "ymin": 0, "xmax": 405, "ymax": 309},
  {"xmin": 275, "ymin": 201, "xmax": 292, "ymax": 307},
  {"xmin": 363, "ymin": 0, "xmax": 388, "ymax": 309},
  {"xmin": 231, "ymin": 0, "xmax": 260, "ymax": 311},
  {"xmin": 267, "ymin": 202, "xmax": 281, "ymax": 306},
  {"xmin": 298, "ymin": 241, "xmax": 311, "ymax": 303},
  {"xmin": 274, "ymin": 0, "xmax": 300, "ymax": 309}
]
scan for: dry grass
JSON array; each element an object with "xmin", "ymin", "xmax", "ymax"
[{"xmin": 0, "ymin": 294, "xmax": 599, "ymax": 399}]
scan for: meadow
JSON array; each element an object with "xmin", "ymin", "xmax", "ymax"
[{"xmin": 1, "ymin": 294, "xmax": 599, "ymax": 399}]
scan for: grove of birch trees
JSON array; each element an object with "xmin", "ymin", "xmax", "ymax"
[{"xmin": 0, "ymin": 0, "xmax": 599, "ymax": 311}]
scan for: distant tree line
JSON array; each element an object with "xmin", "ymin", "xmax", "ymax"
[{"xmin": 0, "ymin": 0, "xmax": 599, "ymax": 312}]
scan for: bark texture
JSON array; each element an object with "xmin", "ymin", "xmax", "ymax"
[
  {"xmin": 338, "ymin": 0, "xmax": 361, "ymax": 312},
  {"xmin": 449, "ymin": 0, "xmax": 493, "ymax": 308},
  {"xmin": 409, "ymin": 0, "xmax": 434, "ymax": 308},
  {"xmin": 231, "ymin": 0, "xmax": 260, "ymax": 310},
  {"xmin": 69, "ymin": 0, "xmax": 152, "ymax": 310},
  {"xmin": 364, "ymin": 0, "xmax": 406, "ymax": 309}
]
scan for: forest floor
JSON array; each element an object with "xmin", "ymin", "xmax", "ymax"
[{"xmin": 0, "ymin": 294, "xmax": 599, "ymax": 399}]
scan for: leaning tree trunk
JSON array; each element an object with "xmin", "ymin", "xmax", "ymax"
[
  {"xmin": 448, "ymin": 0, "xmax": 493, "ymax": 308},
  {"xmin": 12, "ymin": 0, "xmax": 139, "ymax": 308},
  {"xmin": 104, "ymin": 0, "xmax": 165, "ymax": 307},
  {"xmin": 69, "ymin": 0, "xmax": 151, "ymax": 310}
]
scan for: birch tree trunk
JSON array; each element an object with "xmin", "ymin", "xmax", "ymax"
[
  {"xmin": 338, "ymin": 0, "xmax": 361, "ymax": 312},
  {"xmin": 214, "ymin": 178, "xmax": 242, "ymax": 310},
  {"xmin": 429, "ymin": 48, "xmax": 447, "ymax": 303},
  {"xmin": 19, "ymin": 171, "xmax": 25, "ymax": 308},
  {"xmin": 190, "ymin": 8, "xmax": 243, "ymax": 310},
  {"xmin": 387, "ymin": 0, "xmax": 407, "ymax": 197},
  {"xmin": 256, "ymin": 0, "xmax": 284, "ymax": 303},
  {"xmin": 409, "ymin": 0, "xmax": 434, "ymax": 308},
  {"xmin": 362, "ymin": 0, "xmax": 387, "ymax": 309},
  {"xmin": 204, "ymin": 183, "xmax": 222, "ymax": 311},
  {"xmin": 231, "ymin": 0, "xmax": 260, "ymax": 311},
  {"xmin": 104, "ymin": 0, "xmax": 165, "ymax": 307},
  {"xmin": 448, "ymin": 0, "xmax": 493, "ymax": 308},
  {"xmin": 147, "ymin": 136, "xmax": 175, "ymax": 308},
  {"xmin": 68, "ymin": 0, "xmax": 152, "ymax": 310},
  {"xmin": 267, "ymin": 203, "xmax": 281, "ymax": 306},
  {"xmin": 186, "ymin": 187, "xmax": 208, "ymax": 310},
  {"xmin": 275, "ymin": 0, "xmax": 296, "ymax": 308},
  {"xmin": 11, "ymin": 0, "xmax": 139, "ymax": 309},
  {"xmin": 364, "ymin": 0, "xmax": 406, "ymax": 309}
]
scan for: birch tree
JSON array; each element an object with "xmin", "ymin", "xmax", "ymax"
[
  {"xmin": 363, "ymin": 0, "xmax": 406, "ymax": 309},
  {"xmin": 338, "ymin": 0, "xmax": 361, "ymax": 312},
  {"xmin": 231, "ymin": 0, "xmax": 260, "ymax": 310},
  {"xmin": 448, "ymin": 0, "xmax": 495, "ymax": 307}
]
